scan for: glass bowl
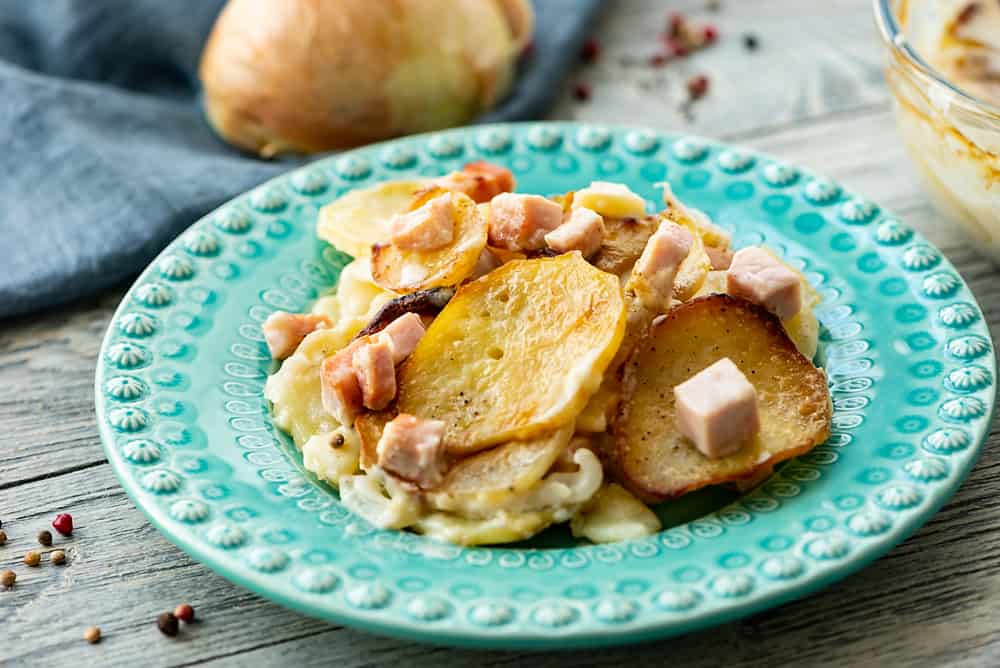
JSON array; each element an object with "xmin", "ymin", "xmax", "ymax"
[{"xmin": 874, "ymin": 0, "xmax": 1000, "ymax": 261}]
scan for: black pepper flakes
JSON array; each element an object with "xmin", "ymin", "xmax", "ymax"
[{"xmin": 743, "ymin": 33, "xmax": 759, "ymax": 51}]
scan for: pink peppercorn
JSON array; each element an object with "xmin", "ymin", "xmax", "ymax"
[
  {"xmin": 52, "ymin": 513, "xmax": 73, "ymax": 536},
  {"xmin": 580, "ymin": 38, "xmax": 601, "ymax": 64},
  {"xmin": 687, "ymin": 74, "xmax": 710, "ymax": 99},
  {"xmin": 703, "ymin": 25, "xmax": 719, "ymax": 43},
  {"xmin": 174, "ymin": 603, "xmax": 195, "ymax": 623}
]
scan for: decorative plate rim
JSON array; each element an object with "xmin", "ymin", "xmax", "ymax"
[{"xmin": 95, "ymin": 122, "xmax": 995, "ymax": 649}]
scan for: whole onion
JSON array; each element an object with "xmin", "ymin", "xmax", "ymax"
[{"xmin": 199, "ymin": 0, "xmax": 533, "ymax": 157}]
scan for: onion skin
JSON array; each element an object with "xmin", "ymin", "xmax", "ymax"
[{"xmin": 199, "ymin": 0, "xmax": 533, "ymax": 157}]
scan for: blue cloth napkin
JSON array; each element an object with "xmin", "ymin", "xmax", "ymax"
[{"xmin": 0, "ymin": 0, "xmax": 600, "ymax": 318}]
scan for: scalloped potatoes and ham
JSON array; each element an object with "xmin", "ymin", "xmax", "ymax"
[{"xmin": 265, "ymin": 164, "xmax": 832, "ymax": 546}]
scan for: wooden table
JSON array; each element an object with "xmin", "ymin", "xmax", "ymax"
[{"xmin": 3, "ymin": 1, "xmax": 998, "ymax": 665}]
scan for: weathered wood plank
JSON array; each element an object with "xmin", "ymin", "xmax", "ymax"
[{"xmin": 0, "ymin": 289, "xmax": 120, "ymax": 486}]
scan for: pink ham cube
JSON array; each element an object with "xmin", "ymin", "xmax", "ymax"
[
  {"xmin": 376, "ymin": 312, "xmax": 425, "ymax": 364},
  {"xmin": 262, "ymin": 312, "xmax": 331, "ymax": 360},
  {"xmin": 353, "ymin": 337, "xmax": 397, "ymax": 410},
  {"xmin": 544, "ymin": 207, "xmax": 605, "ymax": 257},
  {"xmin": 320, "ymin": 343, "xmax": 365, "ymax": 425},
  {"xmin": 388, "ymin": 194, "xmax": 455, "ymax": 251},
  {"xmin": 487, "ymin": 193, "xmax": 564, "ymax": 251},
  {"xmin": 674, "ymin": 357, "xmax": 760, "ymax": 459},
  {"xmin": 377, "ymin": 414, "xmax": 448, "ymax": 488},
  {"xmin": 630, "ymin": 221, "xmax": 693, "ymax": 311},
  {"xmin": 726, "ymin": 246, "xmax": 802, "ymax": 320}
]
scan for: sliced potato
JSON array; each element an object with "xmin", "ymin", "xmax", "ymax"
[
  {"xmin": 397, "ymin": 253, "xmax": 627, "ymax": 454},
  {"xmin": 336, "ymin": 257, "xmax": 397, "ymax": 321},
  {"xmin": 575, "ymin": 381, "xmax": 620, "ymax": 433},
  {"xmin": 693, "ymin": 260, "xmax": 821, "ymax": 360},
  {"xmin": 371, "ymin": 193, "xmax": 487, "ymax": 292},
  {"xmin": 427, "ymin": 426, "xmax": 573, "ymax": 514},
  {"xmin": 615, "ymin": 294, "xmax": 831, "ymax": 501},
  {"xmin": 317, "ymin": 179, "xmax": 429, "ymax": 258},
  {"xmin": 591, "ymin": 215, "xmax": 658, "ymax": 276},
  {"xmin": 570, "ymin": 483, "xmax": 662, "ymax": 543}
]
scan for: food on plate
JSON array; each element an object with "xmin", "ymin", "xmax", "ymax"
[
  {"xmin": 570, "ymin": 483, "xmax": 662, "ymax": 543},
  {"xmin": 199, "ymin": 0, "xmax": 533, "ymax": 156},
  {"xmin": 264, "ymin": 162, "xmax": 833, "ymax": 545},
  {"xmin": 615, "ymin": 294, "xmax": 831, "ymax": 501},
  {"xmin": 318, "ymin": 180, "xmax": 431, "ymax": 259},
  {"xmin": 370, "ymin": 192, "xmax": 488, "ymax": 292},
  {"xmin": 394, "ymin": 253, "xmax": 626, "ymax": 453}
]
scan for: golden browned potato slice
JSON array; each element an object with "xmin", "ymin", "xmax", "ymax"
[
  {"xmin": 615, "ymin": 294, "xmax": 831, "ymax": 502},
  {"xmin": 693, "ymin": 259, "xmax": 822, "ymax": 360},
  {"xmin": 370, "ymin": 193, "xmax": 487, "ymax": 292},
  {"xmin": 397, "ymin": 253, "xmax": 627, "ymax": 454},
  {"xmin": 427, "ymin": 426, "xmax": 573, "ymax": 513},
  {"xmin": 591, "ymin": 215, "xmax": 658, "ymax": 276},
  {"xmin": 317, "ymin": 179, "xmax": 430, "ymax": 258}
]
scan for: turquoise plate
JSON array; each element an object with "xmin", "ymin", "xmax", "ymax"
[{"xmin": 96, "ymin": 123, "xmax": 995, "ymax": 649}]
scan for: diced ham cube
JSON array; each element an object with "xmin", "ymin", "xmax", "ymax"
[
  {"xmin": 320, "ymin": 343, "xmax": 365, "ymax": 424},
  {"xmin": 674, "ymin": 357, "xmax": 760, "ymax": 459},
  {"xmin": 377, "ymin": 312, "xmax": 426, "ymax": 364},
  {"xmin": 388, "ymin": 194, "xmax": 454, "ymax": 250},
  {"xmin": 574, "ymin": 181, "xmax": 647, "ymax": 219},
  {"xmin": 544, "ymin": 207, "xmax": 605, "ymax": 257},
  {"xmin": 262, "ymin": 312, "xmax": 331, "ymax": 360},
  {"xmin": 321, "ymin": 313, "xmax": 426, "ymax": 421},
  {"xmin": 706, "ymin": 245, "xmax": 733, "ymax": 270},
  {"xmin": 376, "ymin": 414, "xmax": 448, "ymax": 488},
  {"xmin": 726, "ymin": 246, "xmax": 802, "ymax": 320},
  {"xmin": 353, "ymin": 337, "xmax": 397, "ymax": 410},
  {"xmin": 434, "ymin": 162, "xmax": 516, "ymax": 203},
  {"xmin": 487, "ymin": 193, "xmax": 564, "ymax": 251},
  {"xmin": 629, "ymin": 221, "xmax": 693, "ymax": 311}
]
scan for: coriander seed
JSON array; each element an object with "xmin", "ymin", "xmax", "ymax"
[
  {"xmin": 157, "ymin": 612, "xmax": 179, "ymax": 637},
  {"xmin": 1, "ymin": 569, "xmax": 15, "ymax": 587},
  {"xmin": 24, "ymin": 550, "xmax": 41, "ymax": 567},
  {"xmin": 0, "ymin": 530, "xmax": 7, "ymax": 545},
  {"xmin": 51, "ymin": 549, "xmax": 67, "ymax": 565},
  {"xmin": 84, "ymin": 626, "xmax": 101, "ymax": 644},
  {"xmin": 37, "ymin": 530, "xmax": 52, "ymax": 547}
]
